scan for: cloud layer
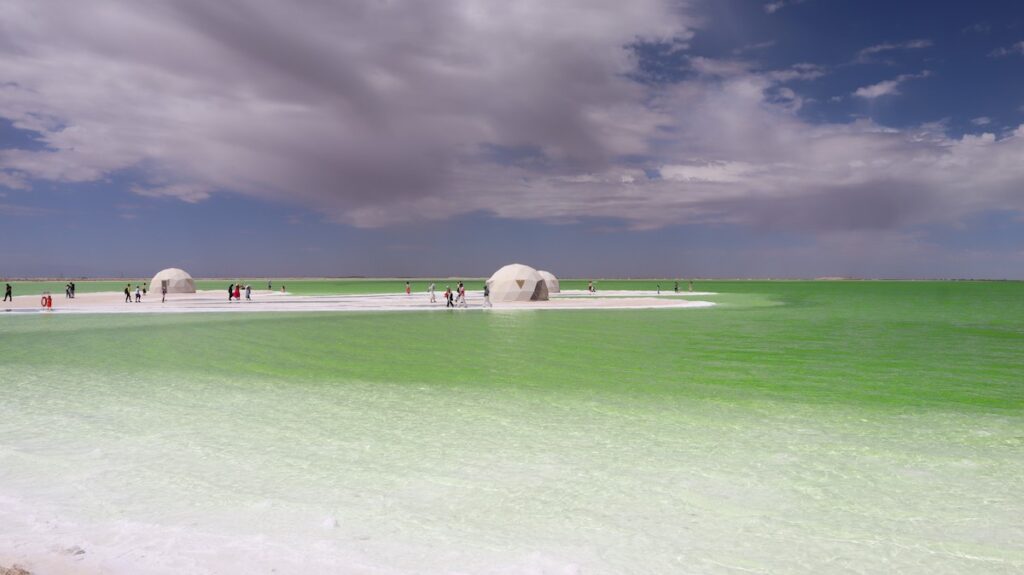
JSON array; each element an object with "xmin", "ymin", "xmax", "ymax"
[
  {"xmin": 853, "ymin": 71, "xmax": 931, "ymax": 99},
  {"xmin": 0, "ymin": 0, "xmax": 1022, "ymax": 234}
]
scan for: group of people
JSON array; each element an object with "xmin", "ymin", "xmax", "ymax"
[
  {"xmin": 64, "ymin": 282, "xmax": 77, "ymax": 298},
  {"xmin": 445, "ymin": 282, "xmax": 468, "ymax": 308},
  {"xmin": 228, "ymin": 283, "xmax": 252, "ymax": 301},
  {"xmin": 422, "ymin": 281, "xmax": 491, "ymax": 308},
  {"xmin": 124, "ymin": 283, "xmax": 147, "ymax": 303},
  {"xmin": 655, "ymin": 281, "xmax": 694, "ymax": 294},
  {"xmin": 587, "ymin": 280, "xmax": 691, "ymax": 293}
]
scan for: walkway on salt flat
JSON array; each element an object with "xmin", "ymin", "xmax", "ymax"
[{"xmin": 1, "ymin": 289, "xmax": 716, "ymax": 315}]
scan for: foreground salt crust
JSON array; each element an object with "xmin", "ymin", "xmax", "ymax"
[{"xmin": 0, "ymin": 290, "xmax": 715, "ymax": 315}]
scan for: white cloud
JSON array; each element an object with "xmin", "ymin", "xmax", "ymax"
[
  {"xmin": 962, "ymin": 23, "xmax": 991, "ymax": 35},
  {"xmin": 660, "ymin": 161, "xmax": 757, "ymax": 183},
  {"xmin": 458, "ymin": 72, "xmax": 1024, "ymax": 231},
  {"xmin": 853, "ymin": 71, "xmax": 930, "ymax": 99},
  {"xmin": 0, "ymin": 171, "xmax": 28, "ymax": 190},
  {"xmin": 732, "ymin": 40, "xmax": 776, "ymax": 55},
  {"xmin": 130, "ymin": 183, "xmax": 212, "ymax": 203},
  {"xmin": 764, "ymin": 0, "xmax": 809, "ymax": 14},
  {"xmin": 971, "ymin": 117, "xmax": 992, "ymax": 126},
  {"xmin": 856, "ymin": 39, "xmax": 931, "ymax": 62},
  {"xmin": 990, "ymin": 41, "xmax": 1024, "ymax": 57},
  {"xmin": 853, "ymin": 80, "xmax": 902, "ymax": 99},
  {"xmin": 766, "ymin": 62, "xmax": 827, "ymax": 82}
]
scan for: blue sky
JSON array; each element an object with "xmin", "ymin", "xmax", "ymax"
[{"xmin": 1, "ymin": 0, "xmax": 1023, "ymax": 278}]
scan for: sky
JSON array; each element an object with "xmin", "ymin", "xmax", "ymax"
[{"xmin": 1, "ymin": 0, "xmax": 1023, "ymax": 279}]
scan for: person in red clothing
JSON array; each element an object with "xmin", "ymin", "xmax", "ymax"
[
  {"xmin": 405, "ymin": 281, "xmax": 411, "ymax": 295},
  {"xmin": 233, "ymin": 284, "xmax": 241, "ymax": 301}
]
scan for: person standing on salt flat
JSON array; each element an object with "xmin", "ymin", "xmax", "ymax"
[
  {"xmin": 457, "ymin": 281, "xmax": 467, "ymax": 307},
  {"xmin": 228, "ymin": 283, "xmax": 235, "ymax": 301},
  {"xmin": 3, "ymin": 282, "xmax": 12, "ymax": 302},
  {"xmin": 445, "ymin": 285, "xmax": 454, "ymax": 308},
  {"xmin": 135, "ymin": 285, "xmax": 142, "ymax": 302},
  {"xmin": 124, "ymin": 284, "xmax": 132, "ymax": 303},
  {"xmin": 405, "ymin": 281, "xmax": 411, "ymax": 295},
  {"xmin": 233, "ymin": 284, "xmax": 241, "ymax": 301},
  {"xmin": 482, "ymin": 282, "xmax": 491, "ymax": 308},
  {"xmin": 70, "ymin": 281, "xmax": 76, "ymax": 298},
  {"xmin": 245, "ymin": 285, "xmax": 251, "ymax": 301},
  {"xmin": 429, "ymin": 282, "xmax": 436, "ymax": 303},
  {"xmin": 674, "ymin": 281, "xmax": 679, "ymax": 293},
  {"xmin": 267, "ymin": 280, "xmax": 272, "ymax": 291},
  {"xmin": 161, "ymin": 283, "xmax": 167, "ymax": 303}
]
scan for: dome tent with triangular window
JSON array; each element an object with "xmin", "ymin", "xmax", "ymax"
[
  {"xmin": 486, "ymin": 264, "xmax": 549, "ymax": 302},
  {"xmin": 150, "ymin": 268, "xmax": 196, "ymax": 294}
]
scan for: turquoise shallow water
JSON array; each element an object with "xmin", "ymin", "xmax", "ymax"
[{"xmin": 1, "ymin": 281, "xmax": 1022, "ymax": 573}]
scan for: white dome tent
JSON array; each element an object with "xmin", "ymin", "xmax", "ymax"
[
  {"xmin": 486, "ymin": 264, "xmax": 549, "ymax": 303},
  {"xmin": 537, "ymin": 270, "xmax": 560, "ymax": 294},
  {"xmin": 150, "ymin": 268, "xmax": 196, "ymax": 294}
]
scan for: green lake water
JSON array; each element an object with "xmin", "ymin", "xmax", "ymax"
[{"xmin": 1, "ymin": 281, "xmax": 1022, "ymax": 573}]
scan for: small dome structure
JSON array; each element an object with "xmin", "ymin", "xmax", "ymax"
[
  {"xmin": 537, "ymin": 270, "xmax": 560, "ymax": 294},
  {"xmin": 487, "ymin": 264, "xmax": 549, "ymax": 302},
  {"xmin": 150, "ymin": 268, "xmax": 196, "ymax": 294}
]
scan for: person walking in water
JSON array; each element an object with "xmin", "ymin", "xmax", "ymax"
[
  {"xmin": 429, "ymin": 282, "xmax": 436, "ymax": 303},
  {"xmin": 228, "ymin": 283, "xmax": 235, "ymax": 302},
  {"xmin": 124, "ymin": 284, "xmax": 132, "ymax": 303},
  {"xmin": 483, "ymin": 282, "xmax": 491, "ymax": 308},
  {"xmin": 4, "ymin": 283, "xmax": 12, "ymax": 302},
  {"xmin": 135, "ymin": 285, "xmax": 142, "ymax": 302}
]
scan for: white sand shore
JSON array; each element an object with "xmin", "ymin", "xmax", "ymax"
[{"xmin": 0, "ymin": 290, "xmax": 715, "ymax": 315}]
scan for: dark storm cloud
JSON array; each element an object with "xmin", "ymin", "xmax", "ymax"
[
  {"xmin": 0, "ymin": 0, "xmax": 688, "ymax": 225},
  {"xmin": 0, "ymin": 0, "xmax": 1022, "ymax": 233},
  {"xmin": 708, "ymin": 182, "xmax": 938, "ymax": 232}
]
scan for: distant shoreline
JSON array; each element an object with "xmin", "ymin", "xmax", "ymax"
[{"xmin": 2, "ymin": 277, "xmax": 1021, "ymax": 282}]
